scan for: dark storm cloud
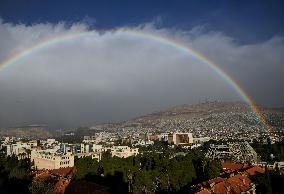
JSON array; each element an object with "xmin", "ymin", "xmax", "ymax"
[{"xmin": 0, "ymin": 20, "xmax": 283, "ymax": 128}]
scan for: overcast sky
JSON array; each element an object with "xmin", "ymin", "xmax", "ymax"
[
  {"xmin": 0, "ymin": 19, "xmax": 283, "ymax": 128},
  {"xmin": 0, "ymin": 1, "xmax": 284, "ymax": 127}
]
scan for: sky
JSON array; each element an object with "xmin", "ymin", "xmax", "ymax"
[{"xmin": 0, "ymin": 0, "xmax": 283, "ymax": 128}]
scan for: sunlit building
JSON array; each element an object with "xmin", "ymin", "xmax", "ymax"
[
  {"xmin": 111, "ymin": 146, "xmax": 139, "ymax": 158},
  {"xmin": 31, "ymin": 150, "xmax": 74, "ymax": 170},
  {"xmin": 168, "ymin": 132, "xmax": 193, "ymax": 145}
]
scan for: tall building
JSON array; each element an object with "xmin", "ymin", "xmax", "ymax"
[
  {"xmin": 60, "ymin": 143, "xmax": 67, "ymax": 154},
  {"xmin": 168, "ymin": 132, "xmax": 193, "ymax": 145},
  {"xmin": 85, "ymin": 144, "xmax": 90, "ymax": 153},
  {"xmin": 80, "ymin": 144, "xmax": 85, "ymax": 153},
  {"xmin": 71, "ymin": 145, "xmax": 78, "ymax": 154}
]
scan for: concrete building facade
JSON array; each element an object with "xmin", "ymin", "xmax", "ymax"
[
  {"xmin": 31, "ymin": 150, "xmax": 74, "ymax": 170},
  {"xmin": 168, "ymin": 132, "xmax": 193, "ymax": 145}
]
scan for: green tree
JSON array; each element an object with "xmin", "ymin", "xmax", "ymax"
[{"xmin": 29, "ymin": 178, "xmax": 54, "ymax": 194}]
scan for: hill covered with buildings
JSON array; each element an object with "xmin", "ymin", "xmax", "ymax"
[
  {"xmin": 1, "ymin": 101, "xmax": 283, "ymax": 142},
  {"xmin": 90, "ymin": 101, "xmax": 283, "ymax": 142}
]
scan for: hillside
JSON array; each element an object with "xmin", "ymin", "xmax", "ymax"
[
  {"xmin": 2, "ymin": 102, "xmax": 283, "ymax": 139},
  {"xmin": 93, "ymin": 101, "xmax": 283, "ymax": 139},
  {"xmin": 0, "ymin": 125, "xmax": 51, "ymax": 139}
]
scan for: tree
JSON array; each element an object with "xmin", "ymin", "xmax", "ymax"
[{"xmin": 29, "ymin": 178, "xmax": 54, "ymax": 194}]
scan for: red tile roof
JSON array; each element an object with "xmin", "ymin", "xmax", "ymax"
[
  {"xmin": 34, "ymin": 171, "xmax": 50, "ymax": 179},
  {"xmin": 196, "ymin": 189, "xmax": 211, "ymax": 194},
  {"xmin": 245, "ymin": 166, "xmax": 265, "ymax": 176},
  {"xmin": 221, "ymin": 162, "xmax": 244, "ymax": 172},
  {"xmin": 211, "ymin": 181, "xmax": 230, "ymax": 194},
  {"xmin": 53, "ymin": 178, "xmax": 71, "ymax": 194},
  {"xmin": 49, "ymin": 167, "xmax": 75, "ymax": 177},
  {"xmin": 33, "ymin": 168, "xmax": 76, "ymax": 194},
  {"xmin": 194, "ymin": 164, "xmax": 266, "ymax": 194},
  {"xmin": 212, "ymin": 174, "xmax": 252, "ymax": 194},
  {"xmin": 207, "ymin": 177, "xmax": 225, "ymax": 185}
]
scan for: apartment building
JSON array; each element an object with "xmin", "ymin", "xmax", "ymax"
[{"xmin": 168, "ymin": 132, "xmax": 194, "ymax": 145}]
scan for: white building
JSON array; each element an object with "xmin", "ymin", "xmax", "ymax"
[
  {"xmin": 193, "ymin": 137, "xmax": 210, "ymax": 144},
  {"xmin": 5, "ymin": 141, "xmax": 36, "ymax": 158},
  {"xmin": 111, "ymin": 146, "xmax": 139, "ymax": 158},
  {"xmin": 133, "ymin": 139, "xmax": 154, "ymax": 147},
  {"xmin": 46, "ymin": 139, "xmax": 57, "ymax": 144},
  {"xmin": 92, "ymin": 144, "xmax": 103, "ymax": 152},
  {"xmin": 80, "ymin": 143, "xmax": 85, "ymax": 153},
  {"xmin": 31, "ymin": 149, "xmax": 74, "ymax": 170}
]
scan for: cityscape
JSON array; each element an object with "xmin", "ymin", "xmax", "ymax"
[{"xmin": 0, "ymin": 1, "xmax": 283, "ymax": 194}]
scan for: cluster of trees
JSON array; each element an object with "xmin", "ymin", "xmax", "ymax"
[
  {"xmin": 251, "ymin": 139, "xmax": 284, "ymax": 162},
  {"xmin": 250, "ymin": 139, "xmax": 284, "ymax": 194},
  {"xmin": 74, "ymin": 145, "xmax": 222, "ymax": 194},
  {"xmin": 251, "ymin": 165, "xmax": 284, "ymax": 194},
  {"xmin": 28, "ymin": 176, "xmax": 56, "ymax": 194},
  {"xmin": 0, "ymin": 152, "xmax": 31, "ymax": 194}
]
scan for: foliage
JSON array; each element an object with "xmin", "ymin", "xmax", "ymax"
[
  {"xmin": 0, "ymin": 153, "xmax": 31, "ymax": 194},
  {"xmin": 29, "ymin": 178, "xmax": 54, "ymax": 194},
  {"xmin": 251, "ymin": 140, "xmax": 284, "ymax": 162},
  {"xmin": 74, "ymin": 156, "xmax": 99, "ymax": 179},
  {"xmin": 73, "ymin": 149, "xmax": 222, "ymax": 194},
  {"xmin": 251, "ymin": 166, "xmax": 284, "ymax": 194}
]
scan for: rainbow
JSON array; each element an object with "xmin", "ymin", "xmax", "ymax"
[{"xmin": 0, "ymin": 29, "xmax": 271, "ymax": 132}]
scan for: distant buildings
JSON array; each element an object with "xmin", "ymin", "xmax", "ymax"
[
  {"xmin": 132, "ymin": 139, "xmax": 154, "ymax": 146},
  {"xmin": 0, "ymin": 120, "xmax": 276, "ymax": 175},
  {"xmin": 78, "ymin": 143, "xmax": 139, "ymax": 159},
  {"xmin": 4, "ymin": 140, "xmax": 39, "ymax": 159},
  {"xmin": 82, "ymin": 135, "xmax": 96, "ymax": 143}
]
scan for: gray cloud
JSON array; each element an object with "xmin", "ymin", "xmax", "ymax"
[{"xmin": 0, "ymin": 20, "xmax": 283, "ymax": 128}]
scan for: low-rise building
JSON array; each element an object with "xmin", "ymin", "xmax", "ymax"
[
  {"xmin": 133, "ymin": 139, "xmax": 154, "ymax": 147},
  {"xmin": 92, "ymin": 144, "xmax": 103, "ymax": 152},
  {"xmin": 31, "ymin": 150, "xmax": 74, "ymax": 170},
  {"xmin": 4, "ymin": 141, "xmax": 37, "ymax": 159},
  {"xmin": 111, "ymin": 146, "xmax": 139, "ymax": 158}
]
